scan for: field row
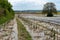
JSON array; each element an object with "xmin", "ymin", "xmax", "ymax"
[{"xmin": 19, "ymin": 16, "xmax": 60, "ymax": 40}]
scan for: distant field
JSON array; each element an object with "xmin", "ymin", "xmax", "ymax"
[
  {"xmin": 15, "ymin": 11, "xmax": 60, "ymax": 14},
  {"xmin": 57, "ymin": 12, "xmax": 60, "ymax": 14},
  {"xmin": 15, "ymin": 11, "xmax": 60, "ymax": 17}
]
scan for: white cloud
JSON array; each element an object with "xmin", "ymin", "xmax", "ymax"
[
  {"xmin": 8, "ymin": 0, "xmax": 48, "ymax": 5},
  {"xmin": 8, "ymin": 0, "xmax": 22, "ymax": 3},
  {"xmin": 25, "ymin": 0, "xmax": 48, "ymax": 4},
  {"xmin": 8, "ymin": 0, "xmax": 48, "ymax": 10},
  {"xmin": 8, "ymin": 0, "xmax": 59, "ymax": 10}
]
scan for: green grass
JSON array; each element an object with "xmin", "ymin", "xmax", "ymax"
[
  {"xmin": 0, "ymin": 15, "xmax": 14, "ymax": 25},
  {"xmin": 0, "ymin": 9, "xmax": 14, "ymax": 25},
  {"xmin": 16, "ymin": 19, "xmax": 32, "ymax": 40}
]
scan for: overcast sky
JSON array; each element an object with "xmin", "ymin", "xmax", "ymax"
[{"xmin": 8, "ymin": 0, "xmax": 60, "ymax": 10}]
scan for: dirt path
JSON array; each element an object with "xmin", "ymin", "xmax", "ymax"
[
  {"xmin": 11, "ymin": 18, "xmax": 18, "ymax": 40},
  {"xmin": 0, "ymin": 18, "xmax": 18, "ymax": 40}
]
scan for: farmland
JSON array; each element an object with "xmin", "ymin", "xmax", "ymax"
[{"xmin": 16, "ymin": 11, "xmax": 60, "ymax": 40}]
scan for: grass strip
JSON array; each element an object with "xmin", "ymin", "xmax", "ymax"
[{"xmin": 16, "ymin": 19, "xmax": 32, "ymax": 40}]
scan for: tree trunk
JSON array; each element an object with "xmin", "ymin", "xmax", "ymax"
[
  {"xmin": 47, "ymin": 13, "xmax": 53, "ymax": 17},
  {"xmin": 47, "ymin": 9, "xmax": 53, "ymax": 17}
]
